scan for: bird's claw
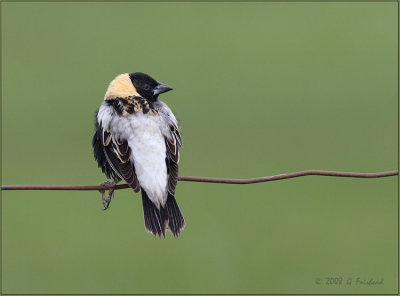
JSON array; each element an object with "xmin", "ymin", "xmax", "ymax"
[{"xmin": 99, "ymin": 181, "xmax": 116, "ymax": 210}]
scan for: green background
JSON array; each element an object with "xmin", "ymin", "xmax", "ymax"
[{"xmin": 1, "ymin": 2, "xmax": 398, "ymax": 294}]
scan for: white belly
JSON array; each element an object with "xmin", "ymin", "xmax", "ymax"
[{"xmin": 114, "ymin": 113, "xmax": 168, "ymax": 208}]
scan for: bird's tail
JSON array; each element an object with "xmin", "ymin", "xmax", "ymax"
[
  {"xmin": 141, "ymin": 190, "xmax": 185, "ymax": 237},
  {"xmin": 165, "ymin": 193, "xmax": 185, "ymax": 237}
]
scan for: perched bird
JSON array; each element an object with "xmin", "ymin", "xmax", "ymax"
[{"xmin": 92, "ymin": 72, "xmax": 184, "ymax": 237}]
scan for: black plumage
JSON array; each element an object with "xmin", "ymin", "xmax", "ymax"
[
  {"xmin": 141, "ymin": 189, "xmax": 185, "ymax": 237},
  {"xmin": 92, "ymin": 114, "xmax": 140, "ymax": 192},
  {"xmin": 92, "ymin": 112, "xmax": 120, "ymax": 181}
]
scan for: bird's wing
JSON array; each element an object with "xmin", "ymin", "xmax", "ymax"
[
  {"xmin": 165, "ymin": 121, "xmax": 183, "ymax": 195},
  {"xmin": 93, "ymin": 123, "xmax": 140, "ymax": 193}
]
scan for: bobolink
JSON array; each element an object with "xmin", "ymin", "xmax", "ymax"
[{"xmin": 92, "ymin": 72, "xmax": 184, "ymax": 237}]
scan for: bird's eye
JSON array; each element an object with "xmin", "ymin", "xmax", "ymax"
[{"xmin": 143, "ymin": 84, "xmax": 150, "ymax": 91}]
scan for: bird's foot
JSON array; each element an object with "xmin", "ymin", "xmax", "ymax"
[{"xmin": 99, "ymin": 181, "xmax": 117, "ymax": 210}]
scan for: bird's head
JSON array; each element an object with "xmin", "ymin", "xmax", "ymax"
[{"xmin": 104, "ymin": 72, "xmax": 173, "ymax": 102}]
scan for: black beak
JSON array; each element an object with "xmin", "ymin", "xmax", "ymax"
[{"xmin": 153, "ymin": 82, "xmax": 173, "ymax": 96}]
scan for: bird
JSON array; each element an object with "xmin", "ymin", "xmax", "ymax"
[{"xmin": 92, "ymin": 72, "xmax": 185, "ymax": 237}]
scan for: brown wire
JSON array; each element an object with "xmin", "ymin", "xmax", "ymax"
[{"xmin": 1, "ymin": 170, "xmax": 398, "ymax": 191}]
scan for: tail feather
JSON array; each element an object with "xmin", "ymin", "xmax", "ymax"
[
  {"xmin": 166, "ymin": 194, "xmax": 185, "ymax": 237},
  {"xmin": 141, "ymin": 190, "xmax": 184, "ymax": 237},
  {"xmin": 142, "ymin": 190, "xmax": 165, "ymax": 237}
]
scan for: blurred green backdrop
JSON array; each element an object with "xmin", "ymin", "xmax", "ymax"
[{"xmin": 1, "ymin": 2, "xmax": 398, "ymax": 294}]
